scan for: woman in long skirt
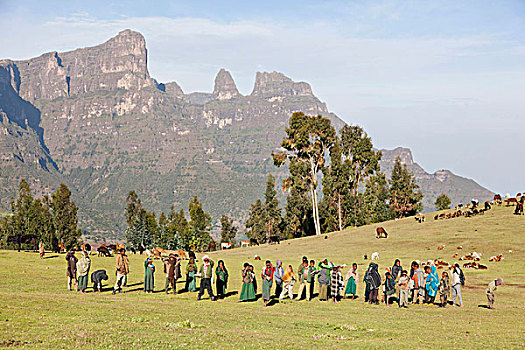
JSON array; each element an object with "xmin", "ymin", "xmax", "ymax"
[
  {"xmin": 186, "ymin": 257, "xmax": 198, "ymax": 292},
  {"xmin": 344, "ymin": 263, "xmax": 358, "ymax": 299},
  {"xmin": 144, "ymin": 258, "xmax": 155, "ymax": 293},
  {"xmin": 261, "ymin": 260, "xmax": 275, "ymax": 307},
  {"xmin": 76, "ymin": 251, "xmax": 91, "ymax": 293},
  {"xmin": 239, "ymin": 263, "xmax": 256, "ymax": 302},
  {"xmin": 215, "ymin": 260, "xmax": 229, "ymax": 298}
]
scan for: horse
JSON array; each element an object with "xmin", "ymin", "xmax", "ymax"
[
  {"xmin": 268, "ymin": 236, "xmax": 281, "ymax": 244},
  {"xmin": 376, "ymin": 227, "xmax": 388, "ymax": 239},
  {"xmin": 249, "ymin": 238, "xmax": 259, "ymax": 246},
  {"xmin": 97, "ymin": 246, "xmax": 111, "ymax": 257}
]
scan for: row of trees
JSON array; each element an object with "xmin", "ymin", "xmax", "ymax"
[
  {"xmin": 0, "ymin": 179, "xmax": 81, "ymax": 250},
  {"xmin": 125, "ymin": 191, "xmax": 215, "ymax": 252},
  {"xmin": 247, "ymin": 112, "xmax": 424, "ymax": 240}
]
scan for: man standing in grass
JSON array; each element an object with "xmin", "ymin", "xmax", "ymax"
[
  {"xmin": 411, "ymin": 261, "xmax": 425, "ymax": 304},
  {"xmin": 486, "ymin": 278, "xmax": 503, "ymax": 309},
  {"xmin": 451, "ymin": 263, "xmax": 464, "ymax": 307},
  {"xmin": 65, "ymin": 250, "xmax": 78, "ymax": 291},
  {"xmin": 113, "ymin": 248, "xmax": 129, "ymax": 294},
  {"xmin": 163, "ymin": 253, "xmax": 178, "ymax": 295},
  {"xmin": 197, "ymin": 255, "xmax": 216, "ymax": 301},
  {"xmin": 295, "ymin": 257, "xmax": 310, "ymax": 301}
]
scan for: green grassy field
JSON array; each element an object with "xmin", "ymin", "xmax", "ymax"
[{"xmin": 0, "ymin": 206, "xmax": 524, "ymax": 349}]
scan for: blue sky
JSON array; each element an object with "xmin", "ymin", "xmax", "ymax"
[{"xmin": 1, "ymin": 0, "xmax": 524, "ymax": 195}]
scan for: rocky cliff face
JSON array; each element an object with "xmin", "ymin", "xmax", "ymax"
[
  {"xmin": 380, "ymin": 147, "xmax": 493, "ymax": 211},
  {"xmin": 213, "ymin": 69, "xmax": 241, "ymax": 100},
  {"xmin": 0, "ymin": 30, "xmax": 493, "ymax": 239},
  {"xmin": 251, "ymin": 71, "xmax": 316, "ymax": 98},
  {"xmin": 13, "ymin": 30, "xmax": 156, "ymax": 103}
]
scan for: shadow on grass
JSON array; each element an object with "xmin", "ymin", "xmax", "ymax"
[
  {"xmin": 477, "ymin": 304, "xmax": 491, "ymax": 309},
  {"xmin": 43, "ymin": 255, "xmax": 59, "ymax": 259}
]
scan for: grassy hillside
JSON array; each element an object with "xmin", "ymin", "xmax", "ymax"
[{"xmin": 0, "ymin": 205, "xmax": 523, "ymax": 349}]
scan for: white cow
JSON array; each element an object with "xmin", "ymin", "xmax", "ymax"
[
  {"xmin": 221, "ymin": 242, "xmax": 233, "ymax": 250},
  {"xmin": 371, "ymin": 252, "xmax": 379, "ymax": 261}
]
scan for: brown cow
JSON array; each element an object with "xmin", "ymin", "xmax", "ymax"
[
  {"xmin": 505, "ymin": 198, "xmax": 518, "ymax": 206},
  {"xmin": 376, "ymin": 227, "xmax": 388, "ymax": 239}
]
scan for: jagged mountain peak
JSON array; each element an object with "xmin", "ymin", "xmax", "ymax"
[
  {"xmin": 380, "ymin": 146, "xmax": 414, "ymax": 166},
  {"xmin": 251, "ymin": 71, "xmax": 313, "ymax": 98},
  {"xmin": 213, "ymin": 68, "xmax": 241, "ymax": 100}
]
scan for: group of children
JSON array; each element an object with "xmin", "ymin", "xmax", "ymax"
[{"xmin": 62, "ymin": 249, "xmax": 504, "ymax": 309}]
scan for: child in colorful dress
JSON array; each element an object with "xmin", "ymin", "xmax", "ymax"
[
  {"xmin": 439, "ymin": 271, "xmax": 450, "ymax": 307},
  {"xmin": 239, "ymin": 263, "xmax": 256, "ymax": 302},
  {"xmin": 344, "ymin": 263, "xmax": 358, "ymax": 299},
  {"xmin": 279, "ymin": 265, "xmax": 296, "ymax": 302}
]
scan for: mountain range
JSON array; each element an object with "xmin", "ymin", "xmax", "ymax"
[{"xmin": 0, "ymin": 30, "xmax": 493, "ymax": 240}]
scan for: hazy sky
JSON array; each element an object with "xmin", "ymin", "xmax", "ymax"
[{"xmin": 1, "ymin": 0, "xmax": 524, "ymax": 195}]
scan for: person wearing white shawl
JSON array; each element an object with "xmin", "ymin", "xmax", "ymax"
[{"xmin": 76, "ymin": 251, "xmax": 91, "ymax": 293}]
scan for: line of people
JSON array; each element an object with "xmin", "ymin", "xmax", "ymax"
[{"xmin": 63, "ymin": 249, "xmax": 504, "ymax": 309}]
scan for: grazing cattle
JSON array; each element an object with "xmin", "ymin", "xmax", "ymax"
[
  {"xmin": 254, "ymin": 254, "xmax": 261, "ymax": 260},
  {"xmin": 489, "ymin": 255, "xmax": 504, "ymax": 262},
  {"xmin": 459, "ymin": 252, "xmax": 481, "ymax": 261},
  {"xmin": 452, "ymin": 252, "xmax": 459, "ymax": 258},
  {"xmin": 462, "ymin": 262, "xmax": 487, "ymax": 269},
  {"xmin": 415, "ymin": 214, "xmax": 425, "ymax": 223},
  {"xmin": 177, "ymin": 249, "xmax": 187, "ymax": 259},
  {"xmin": 268, "ymin": 235, "xmax": 281, "ymax": 244},
  {"xmin": 7, "ymin": 234, "xmax": 38, "ymax": 252},
  {"xmin": 514, "ymin": 196, "xmax": 524, "ymax": 215},
  {"xmin": 129, "ymin": 247, "xmax": 137, "ymax": 254},
  {"xmin": 208, "ymin": 243, "xmax": 217, "ymax": 251},
  {"xmin": 371, "ymin": 252, "xmax": 379, "ymax": 260},
  {"xmin": 249, "ymin": 238, "xmax": 259, "ymax": 246},
  {"xmin": 364, "ymin": 254, "xmax": 368, "ymax": 260},
  {"xmin": 438, "ymin": 244, "xmax": 445, "ymax": 250},
  {"xmin": 434, "ymin": 214, "xmax": 439, "ymax": 220},
  {"xmin": 434, "ymin": 260, "xmax": 449, "ymax": 268},
  {"xmin": 505, "ymin": 198, "xmax": 518, "ymax": 206},
  {"xmin": 457, "ymin": 246, "xmax": 463, "ymax": 250},
  {"xmin": 484, "ymin": 201, "xmax": 492, "ymax": 211},
  {"xmin": 376, "ymin": 227, "xmax": 388, "ymax": 239},
  {"xmin": 493, "ymin": 194, "xmax": 502, "ymax": 205},
  {"xmin": 58, "ymin": 242, "xmax": 67, "ymax": 253},
  {"xmin": 240, "ymin": 240, "xmax": 250, "ymax": 248},
  {"xmin": 438, "ymin": 212, "xmax": 446, "ymax": 219},
  {"xmin": 107, "ymin": 244, "xmax": 118, "ymax": 252},
  {"xmin": 97, "ymin": 246, "xmax": 111, "ymax": 257},
  {"xmin": 138, "ymin": 245, "xmax": 145, "ymax": 255},
  {"xmin": 221, "ymin": 242, "xmax": 233, "ymax": 250}
]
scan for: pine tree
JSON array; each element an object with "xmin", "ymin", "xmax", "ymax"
[
  {"xmin": 186, "ymin": 196, "xmax": 212, "ymax": 252},
  {"xmin": 167, "ymin": 207, "xmax": 188, "ymax": 250},
  {"xmin": 51, "ymin": 183, "xmax": 81, "ymax": 250},
  {"xmin": 220, "ymin": 215, "xmax": 237, "ymax": 243},
  {"xmin": 262, "ymin": 174, "xmax": 282, "ymax": 240},
  {"xmin": 435, "ymin": 194, "xmax": 451, "ymax": 211},
  {"xmin": 389, "ymin": 157, "xmax": 423, "ymax": 218},
  {"xmin": 246, "ymin": 199, "xmax": 265, "ymax": 242}
]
